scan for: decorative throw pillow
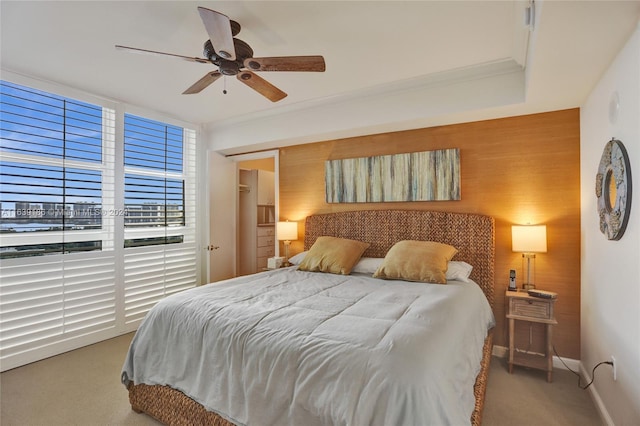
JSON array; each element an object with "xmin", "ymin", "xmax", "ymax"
[
  {"xmin": 297, "ymin": 236, "xmax": 370, "ymax": 275},
  {"xmin": 373, "ymin": 240, "xmax": 458, "ymax": 284}
]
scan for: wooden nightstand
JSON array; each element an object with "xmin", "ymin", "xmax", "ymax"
[{"xmin": 505, "ymin": 290, "xmax": 558, "ymax": 382}]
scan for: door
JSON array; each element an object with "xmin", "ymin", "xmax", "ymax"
[{"xmin": 208, "ymin": 151, "xmax": 237, "ymax": 282}]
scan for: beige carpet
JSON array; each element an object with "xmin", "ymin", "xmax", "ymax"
[
  {"xmin": 1, "ymin": 333, "xmax": 602, "ymax": 425},
  {"xmin": 1, "ymin": 333, "xmax": 159, "ymax": 426},
  {"xmin": 484, "ymin": 356, "xmax": 603, "ymax": 426}
]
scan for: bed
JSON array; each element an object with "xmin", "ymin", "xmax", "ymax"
[{"xmin": 122, "ymin": 209, "xmax": 495, "ymax": 425}]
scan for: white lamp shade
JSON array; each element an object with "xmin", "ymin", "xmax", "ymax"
[
  {"xmin": 277, "ymin": 221, "xmax": 298, "ymax": 241},
  {"xmin": 512, "ymin": 225, "xmax": 547, "ymax": 253}
]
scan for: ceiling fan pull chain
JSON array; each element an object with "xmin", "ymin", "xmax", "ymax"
[{"xmin": 223, "ymin": 76, "xmax": 227, "ymax": 95}]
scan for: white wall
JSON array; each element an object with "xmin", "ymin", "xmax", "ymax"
[
  {"xmin": 580, "ymin": 23, "xmax": 640, "ymax": 425},
  {"xmin": 207, "ymin": 60, "xmax": 526, "ymax": 155}
]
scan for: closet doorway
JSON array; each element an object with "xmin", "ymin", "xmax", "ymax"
[
  {"xmin": 207, "ymin": 150, "xmax": 279, "ymax": 283},
  {"xmin": 238, "ymin": 157, "xmax": 276, "ymax": 275},
  {"xmin": 230, "ymin": 151, "xmax": 278, "ymax": 275}
]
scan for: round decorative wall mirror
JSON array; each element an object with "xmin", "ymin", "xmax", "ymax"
[{"xmin": 596, "ymin": 138, "xmax": 632, "ymax": 240}]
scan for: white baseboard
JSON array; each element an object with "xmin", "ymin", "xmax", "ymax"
[
  {"xmin": 580, "ymin": 364, "xmax": 615, "ymax": 426},
  {"xmin": 492, "ymin": 345, "xmax": 613, "ymax": 425},
  {"xmin": 491, "ymin": 345, "xmax": 580, "ymax": 371},
  {"xmin": 492, "ymin": 344, "xmax": 508, "ymax": 358}
]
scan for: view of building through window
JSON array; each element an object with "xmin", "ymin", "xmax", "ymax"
[
  {"xmin": 123, "ymin": 113, "xmax": 185, "ymax": 235},
  {"xmin": 0, "ymin": 80, "xmax": 188, "ymax": 256}
]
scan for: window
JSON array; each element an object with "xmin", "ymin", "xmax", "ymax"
[
  {"xmin": 0, "ymin": 81, "xmax": 117, "ymax": 370},
  {"xmin": 123, "ymin": 114, "xmax": 186, "ymax": 247},
  {"xmin": 122, "ymin": 114, "xmax": 197, "ymax": 324},
  {"xmin": 0, "ymin": 79, "xmax": 198, "ymax": 371},
  {"xmin": 0, "ymin": 81, "xmax": 111, "ymax": 257}
]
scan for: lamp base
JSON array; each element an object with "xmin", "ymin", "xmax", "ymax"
[
  {"xmin": 283, "ymin": 240, "xmax": 291, "ymax": 268},
  {"xmin": 522, "ymin": 254, "xmax": 536, "ymax": 291}
]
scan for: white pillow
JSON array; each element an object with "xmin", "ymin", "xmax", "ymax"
[
  {"xmin": 446, "ymin": 261, "xmax": 473, "ymax": 282},
  {"xmin": 288, "ymin": 251, "xmax": 308, "ymax": 265},
  {"xmin": 352, "ymin": 257, "xmax": 384, "ymax": 274},
  {"xmin": 290, "ymin": 252, "xmax": 473, "ymax": 282}
]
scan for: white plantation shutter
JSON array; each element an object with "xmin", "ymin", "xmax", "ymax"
[
  {"xmin": 124, "ymin": 242, "xmax": 197, "ymax": 324},
  {"xmin": 1, "ymin": 256, "xmax": 67, "ymax": 357},
  {"xmin": 122, "ymin": 124, "xmax": 197, "ymax": 324},
  {"xmin": 0, "ymin": 80, "xmax": 199, "ymax": 371},
  {"xmin": 183, "ymin": 128, "xmax": 197, "ymax": 245},
  {"xmin": 0, "ymin": 252, "xmax": 117, "ymax": 368},
  {"xmin": 60, "ymin": 252, "xmax": 116, "ymax": 333},
  {"xmin": 101, "ymin": 107, "xmax": 116, "ymax": 250},
  {"xmin": 0, "ymin": 79, "xmax": 118, "ymax": 370}
]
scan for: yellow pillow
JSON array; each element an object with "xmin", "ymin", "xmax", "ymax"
[
  {"xmin": 373, "ymin": 240, "xmax": 458, "ymax": 284},
  {"xmin": 298, "ymin": 236, "xmax": 370, "ymax": 275}
]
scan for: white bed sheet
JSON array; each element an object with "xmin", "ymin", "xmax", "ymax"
[{"xmin": 122, "ymin": 267, "xmax": 495, "ymax": 426}]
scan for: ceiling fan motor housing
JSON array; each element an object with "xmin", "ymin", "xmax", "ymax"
[{"xmin": 203, "ymin": 39, "xmax": 253, "ymax": 75}]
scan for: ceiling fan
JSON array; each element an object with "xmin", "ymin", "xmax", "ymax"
[{"xmin": 116, "ymin": 7, "xmax": 326, "ymax": 102}]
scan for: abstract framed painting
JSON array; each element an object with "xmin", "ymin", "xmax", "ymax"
[{"xmin": 325, "ymin": 148, "xmax": 460, "ymax": 203}]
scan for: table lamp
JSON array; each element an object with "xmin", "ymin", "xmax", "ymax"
[
  {"xmin": 512, "ymin": 225, "xmax": 547, "ymax": 290},
  {"xmin": 277, "ymin": 220, "xmax": 298, "ymax": 267}
]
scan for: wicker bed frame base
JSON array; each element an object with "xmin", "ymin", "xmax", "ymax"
[
  {"xmin": 128, "ymin": 330, "xmax": 493, "ymax": 426},
  {"xmin": 128, "ymin": 210, "xmax": 495, "ymax": 425}
]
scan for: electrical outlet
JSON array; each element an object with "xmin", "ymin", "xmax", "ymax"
[{"xmin": 611, "ymin": 356, "xmax": 617, "ymax": 381}]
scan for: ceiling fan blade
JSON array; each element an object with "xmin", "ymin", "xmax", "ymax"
[
  {"xmin": 115, "ymin": 45, "xmax": 209, "ymax": 64},
  {"xmin": 183, "ymin": 72, "xmax": 222, "ymax": 94},
  {"xmin": 236, "ymin": 71, "xmax": 287, "ymax": 102},
  {"xmin": 244, "ymin": 56, "xmax": 326, "ymax": 72},
  {"xmin": 197, "ymin": 7, "xmax": 236, "ymax": 61}
]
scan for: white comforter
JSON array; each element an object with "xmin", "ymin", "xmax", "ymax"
[{"xmin": 122, "ymin": 267, "xmax": 495, "ymax": 426}]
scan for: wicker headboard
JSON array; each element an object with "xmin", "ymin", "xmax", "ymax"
[{"xmin": 304, "ymin": 210, "xmax": 495, "ymax": 307}]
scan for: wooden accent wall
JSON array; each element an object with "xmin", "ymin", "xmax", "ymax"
[{"xmin": 278, "ymin": 109, "xmax": 581, "ymax": 359}]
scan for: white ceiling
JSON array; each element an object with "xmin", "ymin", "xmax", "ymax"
[{"xmin": 2, "ymin": 1, "xmax": 639, "ymax": 152}]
